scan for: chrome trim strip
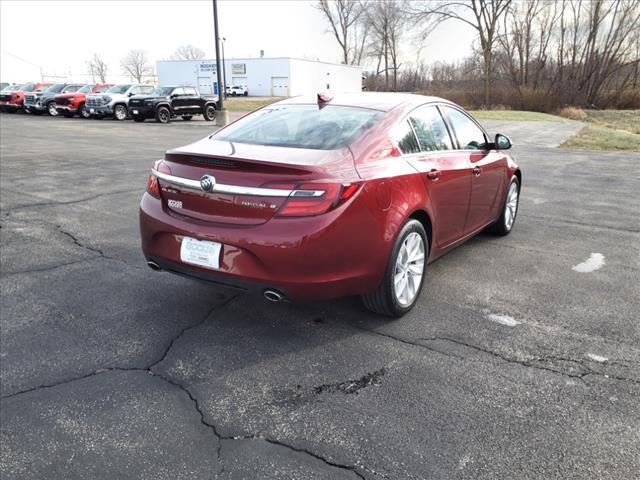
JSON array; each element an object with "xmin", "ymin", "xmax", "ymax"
[{"xmin": 152, "ymin": 169, "xmax": 325, "ymax": 198}]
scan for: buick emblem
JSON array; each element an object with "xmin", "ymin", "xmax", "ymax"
[{"xmin": 200, "ymin": 175, "xmax": 216, "ymax": 192}]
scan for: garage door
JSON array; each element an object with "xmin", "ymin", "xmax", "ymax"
[
  {"xmin": 232, "ymin": 76, "xmax": 247, "ymax": 87},
  {"xmin": 198, "ymin": 77, "xmax": 213, "ymax": 95},
  {"xmin": 271, "ymin": 77, "xmax": 289, "ymax": 97}
]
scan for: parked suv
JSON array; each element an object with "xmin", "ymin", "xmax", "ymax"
[
  {"xmin": 0, "ymin": 82, "xmax": 52, "ymax": 113},
  {"xmin": 225, "ymin": 85, "xmax": 248, "ymax": 97},
  {"xmin": 23, "ymin": 83, "xmax": 85, "ymax": 116},
  {"xmin": 85, "ymin": 84, "xmax": 154, "ymax": 120},
  {"xmin": 55, "ymin": 83, "xmax": 113, "ymax": 118},
  {"xmin": 128, "ymin": 86, "xmax": 217, "ymax": 123}
]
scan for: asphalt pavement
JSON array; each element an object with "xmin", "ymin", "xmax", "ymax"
[{"xmin": 1, "ymin": 112, "xmax": 638, "ymax": 479}]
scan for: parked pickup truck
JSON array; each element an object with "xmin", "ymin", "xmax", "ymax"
[
  {"xmin": 55, "ymin": 83, "xmax": 113, "ymax": 118},
  {"xmin": 128, "ymin": 85, "xmax": 217, "ymax": 123},
  {"xmin": 85, "ymin": 84, "xmax": 154, "ymax": 120},
  {"xmin": 24, "ymin": 83, "xmax": 85, "ymax": 116},
  {"xmin": 0, "ymin": 82, "xmax": 52, "ymax": 113}
]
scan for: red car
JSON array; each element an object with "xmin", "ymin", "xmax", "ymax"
[
  {"xmin": 0, "ymin": 82, "xmax": 52, "ymax": 113},
  {"xmin": 140, "ymin": 93, "xmax": 521, "ymax": 317},
  {"xmin": 55, "ymin": 83, "xmax": 113, "ymax": 118}
]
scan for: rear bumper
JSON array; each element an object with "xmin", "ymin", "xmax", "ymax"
[{"xmin": 139, "ymin": 191, "xmax": 388, "ymax": 301}]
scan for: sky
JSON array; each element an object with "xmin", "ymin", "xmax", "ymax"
[{"xmin": 0, "ymin": 0, "xmax": 475, "ymax": 84}]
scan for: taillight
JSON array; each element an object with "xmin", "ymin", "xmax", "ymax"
[
  {"xmin": 274, "ymin": 182, "xmax": 361, "ymax": 217},
  {"xmin": 146, "ymin": 160, "xmax": 170, "ymax": 198}
]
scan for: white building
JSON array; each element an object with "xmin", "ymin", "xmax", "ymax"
[{"xmin": 156, "ymin": 57, "xmax": 362, "ymax": 97}]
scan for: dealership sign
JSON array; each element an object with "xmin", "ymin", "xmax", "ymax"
[{"xmin": 199, "ymin": 62, "xmax": 217, "ymax": 74}]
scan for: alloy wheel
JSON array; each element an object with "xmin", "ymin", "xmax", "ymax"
[
  {"xmin": 504, "ymin": 182, "xmax": 519, "ymax": 231},
  {"xmin": 393, "ymin": 232, "xmax": 425, "ymax": 307},
  {"xmin": 48, "ymin": 103, "xmax": 58, "ymax": 116},
  {"xmin": 114, "ymin": 105, "xmax": 127, "ymax": 121}
]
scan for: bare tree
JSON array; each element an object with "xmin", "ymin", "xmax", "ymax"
[
  {"xmin": 413, "ymin": 0, "xmax": 512, "ymax": 107},
  {"xmin": 120, "ymin": 50, "xmax": 153, "ymax": 83},
  {"xmin": 87, "ymin": 53, "xmax": 109, "ymax": 83},
  {"xmin": 171, "ymin": 44, "xmax": 206, "ymax": 60},
  {"xmin": 316, "ymin": 0, "xmax": 367, "ymax": 64},
  {"xmin": 365, "ymin": 0, "xmax": 407, "ymax": 91}
]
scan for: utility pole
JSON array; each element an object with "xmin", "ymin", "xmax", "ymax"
[
  {"xmin": 220, "ymin": 37, "xmax": 227, "ymax": 98},
  {"xmin": 212, "ymin": 0, "xmax": 229, "ymax": 125}
]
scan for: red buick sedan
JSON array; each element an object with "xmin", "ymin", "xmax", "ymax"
[{"xmin": 140, "ymin": 93, "xmax": 520, "ymax": 317}]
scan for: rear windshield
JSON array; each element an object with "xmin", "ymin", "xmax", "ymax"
[{"xmin": 213, "ymin": 104, "xmax": 383, "ymax": 150}]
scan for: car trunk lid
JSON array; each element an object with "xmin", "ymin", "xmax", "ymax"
[{"xmin": 157, "ymin": 138, "xmax": 357, "ymax": 226}]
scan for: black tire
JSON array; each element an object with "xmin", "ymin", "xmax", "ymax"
[
  {"xmin": 113, "ymin": 104, "xmax": 128, "ymax": 121},
  {"xmin": 243, "ymin": 91, "xmax": 248, "ymax": 96},
  {"xmin": 132, "ymin": 115, "xmax": 145, "ymax": 123},
  {"xmin": 362, "ymin": 219, "xmax": 428, "ymax": 317},
  {"xmin": 47, "ymin": 102, "xmax": 58, "ymax": 116},
  {"xmin": 181, "ymin": 115, "xmax": 193, "ymax": 121},
  {"xmin": 78, "ymin": 103, "xmax": 90, "ymax": 119},
  {"xmin": 487, "ymin": 176, "xmax": 520, "ymax": 236},
  {"xmin": 203, "ymin": 104, "xmax": 216, "ymax": 121},
  {"xmin": 155, "ymin": 106, "xmax": 170, "ymax": 123}
]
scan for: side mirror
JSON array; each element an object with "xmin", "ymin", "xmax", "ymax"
[
  {"xmin": 128, "ymin": 92, "xmax": 135, "ymax": 97},
  {"xmin": 495, "ymin": 133, "xmax": 512, "ymax": 150}
]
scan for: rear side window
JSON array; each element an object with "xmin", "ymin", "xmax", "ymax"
[
  {"xmin": 442, "ymin": 106, "xmax": 487, "ymax": 150},
  {"xmin": 409, "ymin": 105, "xmax": 453, "ymax": 151},
  {"xmin": 214, "ymin": 104, "xmax": 383, "ymax": 150},
  {"xmin": 392, "ymin": 120, "xmax": 420, "ymax": 154}
]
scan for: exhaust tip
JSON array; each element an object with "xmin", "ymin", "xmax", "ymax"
[
  {"xmin": 263, "ymin": 289, "xmax": 284, "ymax": 302},
  {"xmin": 147, "ymin": 260, "xmax": 162, "ymax": 271}
]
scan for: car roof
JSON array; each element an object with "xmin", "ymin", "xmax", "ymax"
[{"xmin": 276, "ymin": 92, "xmax": 453, "ymax": 112}]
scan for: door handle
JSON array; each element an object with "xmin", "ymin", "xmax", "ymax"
[
  {"xmin": 427, "ymin": 169, "xmax": 441, "ymax": 181},
  {"xmin": 473, "ymin": 166, "xmax": 481, "ymax": 176}
]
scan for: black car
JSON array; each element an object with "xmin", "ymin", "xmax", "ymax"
[{"xmin": 128, "ymin": 86, "xmax": 217, "ymax": 123}]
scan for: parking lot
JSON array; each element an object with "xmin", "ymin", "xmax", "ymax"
[{"xmin": 1, "ymin": 113, "xmax": 639, "ymax": 479}]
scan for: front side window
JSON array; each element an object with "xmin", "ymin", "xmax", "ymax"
[
  {"xmin": 94, "ymin": 85, "xmax": 111, "ymax": 93},
  {"xmin": 77, "ymin": 85, "xmax": 95, "ymax": 93},
  {"xmin": 442, "ymin": 106, "xmax": 487, "ymax": 150},
  {"xmin": 409, "ymin": 105, "xmax": 453, "ymax": 152},
  {"xmin": 141, "ymin": 86, "xmax": 154, "ymax": 94},
  {"xmin": 20, "ymin": 83, "xmax": 36, "ymax": 92},
  {"xmin": 184, "ymin": 87, "xmax": 198, "ymax": 96},
  {"xmin": 62, "ymin": 85, "xmax": 82, "ymax": 93},
  {"xmin": 172, "ymin": 88, "xmax": 185, "ymax": 96},
  {"xmin": 392, "ymin": 120, "xmax": 420, "ymax": 154}
]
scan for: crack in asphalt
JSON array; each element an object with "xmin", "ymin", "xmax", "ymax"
[
  {"xmin": 5, "ymin": 188, "xmax": 142, "ymax": 212},
  {"xmin": 346, "ymin": 324, "xmax": 639, "ymax": 385},
  {"xmin": 1, "ymin": 294, "xmax": 371, "ymax": 479}
]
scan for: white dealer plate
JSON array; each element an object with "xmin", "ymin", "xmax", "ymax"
[
  {"xmin": 132, "ymin": 109, "xmax": 138, "ymax": 114},
  {"xmin": 90, "ymin": 108, "xmax": 95, "ymax": 113},
  {"xmin": 180, "ymin": 237, "xmax": 221, "ymax": 270}
]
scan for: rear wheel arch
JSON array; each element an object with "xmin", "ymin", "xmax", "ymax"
[{"xmin": 409, "ymin": 209, "xmax": 433, "ymax": 256}]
